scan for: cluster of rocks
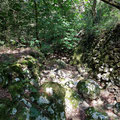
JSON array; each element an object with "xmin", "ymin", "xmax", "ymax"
[
  {"xmin": 39, "ymin": 59, "xmax": 120, "ymax": 120},
  {"xmin": 0, "ymin": 48, "xmax": 44, "ymax": 120},
  {"xmin": 0, "ymin": 48, "xmax": 120, "ymax": 120}
]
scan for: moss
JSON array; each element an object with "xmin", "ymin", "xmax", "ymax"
[
  {"xmin": 0, "ymin": 98, "xmax": 14, "ymax": 120},
  {"xmin": 65, "ymin": 88, "xmax": 82, "ymax": 109},
  {"xmin": 8, "ymin": 82, "xmax": 24, "ymax": 97},
  {"xmin": 35, "ymin": 82, "xmax": 66, "ymax": 120},
  {"xmin": 72, "ymin": 52, "xmax": 83, "ymax": 65},
  {"xmin": 117, "ymin": 62, "xmax": 120, "ymax": 67},
  {"xmin": 10, "ymin": 64, "xmax": 24, "ymax": 78},
  {"xmin": 0, "ymin": 55, "xmax": 43, "ymax": 119},
  {"xmin": 40, "ymin": 82, "xmax": 65, "ymax": 101},
  {"xmin": 0, "ymin": 55, "xmax": 41, "ymax": 86},
  {"xmin": 77, "ymin": 79, "xmax": 100, "ymax": 100},
  {"xmin": 0, "ymin": 103, "xmax": 6, "ymax": 115},
  {"xmin": 20, "ymin": 56, "xmax": 37, "ymax": 67}
]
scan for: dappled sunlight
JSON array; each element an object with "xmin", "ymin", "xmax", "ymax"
[{"xmin": 0, "ymin": 0, "xmax": 120, "ymax": 119}]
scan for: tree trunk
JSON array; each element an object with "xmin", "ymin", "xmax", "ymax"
[
  {"xmin": 92, "ymin": 0, "xmax": 97, "ymax": 23},
  {"xmin": 92, "ymin": 0, "xmax": 97, "ymax": 17},
  {"xmin": 100, "ymin": 0, "xmax": 120, "ymax": 9},
  {"xmin": 34, "ymin": 0, "xmax": 39, "ymax": 40}
]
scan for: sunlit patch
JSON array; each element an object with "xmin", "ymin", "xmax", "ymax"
[
  {"xmin": 46, "ymin": 87, "xmax": 53, "ymax": 95},
  {"xmin": 65, "ymin": 98, "xmax": 73, "ymax": 110},
  {"xmin": 65, "ymin": 88, "xmax": 82, "ymax": 110},
  {"xmin": 11, "ymin": 108, "xmax": 17, "ymax": 115}
]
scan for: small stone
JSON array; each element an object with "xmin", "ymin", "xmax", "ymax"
[
  {"xmin": 37, "ymin": 96, "xmax": 50, "ymax": 105},
  {"xmin": 105, "ymin": 104, "xmax": 113, "ymax": 110},
  {"xmin": 11, "ymin": 108, "xmax": 17, "ymax": 115},
  {"xmin": 15, "ymin": 78, "xmax": 20, "ymax": 82}
]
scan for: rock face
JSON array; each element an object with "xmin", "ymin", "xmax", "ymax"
[
  {"xmin": 77, "ymin": 79, "xmax": 100, "ymax": 100},
  {"xmin": 85, "ymin": 107, "xmax": 109, "ymax": 120},
  {"xmin": 72, "ymin": 23, "xmax": 120, "ymax": 87}
]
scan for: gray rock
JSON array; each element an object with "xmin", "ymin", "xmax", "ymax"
[{"xmin": 85, "ymin": 107, "xmax": 109, "ymax": 120}]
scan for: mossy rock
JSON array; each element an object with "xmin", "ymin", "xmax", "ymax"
[
  {"xmin": 55, "ymin": 59, "xmax": 67, "ymax": 69},
  {"xmin": 0, "ymin": 55, "xmax": 43, "ymax": 120},
  {"xmin": 0, "ymin": 99, "xmax": 20, "ymax": 120},
  {"xmin": 8, "ymin": 82, "xmax": 24, "ymax": 97},
  {"xmin": 77, "ymin": 79, "xmax": 100, "ymax": 100},
  {"xmin": 33, "ymin": 82, "xmax": 66, "ymax": 120},
  {"xmin": 0, "ymin": 56, "xmax": 41, "ymax": 87},
  {"xmin": 114, "ymin": 102, "xmax": 120, "ymax": 116},
  {"xmin": 85, "ymin": 107, "xmax": 109, "ymax": 120},
  {"xmin": 40, "ymin": 82, "xmax": 65, "ymax": 100}
]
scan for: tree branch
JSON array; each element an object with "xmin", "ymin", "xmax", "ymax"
[{"xmin": 100, "ymin": 0, "xmax": 120, "ymax": 9}]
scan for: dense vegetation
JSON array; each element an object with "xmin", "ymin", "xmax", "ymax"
[
  {"xmin": 0, "ymin": 0, "xmax": 120, "ymax": 120},
  {"xmin": 0, "ymin": 0, "xmax": 119, "ymax": 53}
]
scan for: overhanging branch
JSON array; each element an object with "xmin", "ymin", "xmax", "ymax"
[{"xmin": 101, "ymin": 0, "xmax": 120, "ymax": 10}]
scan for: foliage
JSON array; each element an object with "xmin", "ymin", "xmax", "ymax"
[
  {"xmin": 0, "ymin": 0, "xmax": 79, "ymax": 53},
  {"xmin": 78, "ymin": 1, "xmax": 119, "ymax": 36},
  {"xmin": 0, "ymin": 0, "xmax": 119, "ymax": 53},
  {"xmin": 0, "ymin": 1, "xmax": 120, "ymax": 119}
]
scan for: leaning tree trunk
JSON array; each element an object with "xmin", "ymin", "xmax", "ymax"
[{"xmin": 100, "ymin": 0, "xmax": 120, "ymax": 9}]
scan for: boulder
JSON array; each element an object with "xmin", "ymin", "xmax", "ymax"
[
  {"xmin": 34, "ymin": 82, "xmax": 66, "ymax": 120},
  {"xmin": 77, "ymin": 79, "xmax": 100, "ymax": 100}
]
